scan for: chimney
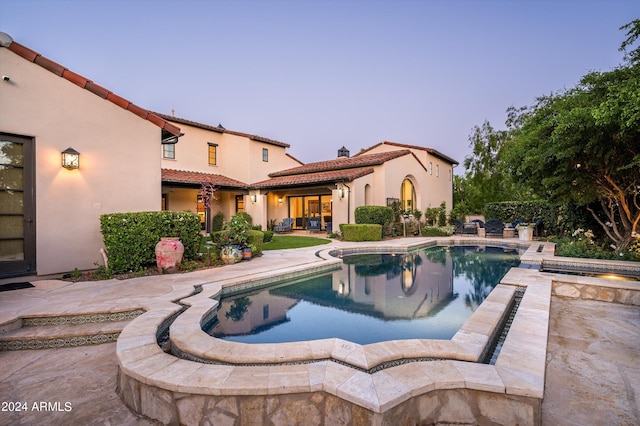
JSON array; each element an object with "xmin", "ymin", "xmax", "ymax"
[{"xmin": 337, "ymin": 146, "xmax": 350, "ymax": 158}]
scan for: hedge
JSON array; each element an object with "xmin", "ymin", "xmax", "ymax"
[
  {"xmin": 262, "ymin": 230, "xmax": 274, "ymax": 243},
  {"xmin": 248, "ymin": 230, "xmax": 264, "ymax": 256},
  {"xmin": 212, "ymin": 212, "xmax": 225, "ymax": 232},
  {"xmin": 355, "ymin": 206, "xmax": 393, "ymax": 226},
  {"xmin": 484, "ymin": 201, "xmax": 558, "ymax": 234},
  {"xmin": 339, "ymin": 224, "xmax": 383, "ymax": 241},
  {"xmin": 100, "ymin": 211, "xmax": 201, "ymax": 274}
]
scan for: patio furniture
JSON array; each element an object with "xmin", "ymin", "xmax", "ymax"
[
  {"xmin": 485, "ymin": 218, "xmax": 504, "ymax": 237},
  {"xmin": 533, "ymin": 219, "xmax": 544, "ymax": 238},
  {"xmin": 274, "ymin": 218, "xmax": 294, "ymax": 233},
  {"xmin": 463, "ymin": 222, "xmax": 477, "ymax": 235},
  {"xmin": 306, "ymin": 217, "xmax": 321, "ymax": 232},
  {"xmin": 454, "ymin": 219, "xmax": 464, "ymax": 234},
  {"xmin": 471, "ymin": 219, "xmax": 484, "ymax": 229}
]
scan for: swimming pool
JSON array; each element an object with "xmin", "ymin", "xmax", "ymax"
[{"xmin": 205, "ymin": 245, "xmax": 522, "ymax": 345}]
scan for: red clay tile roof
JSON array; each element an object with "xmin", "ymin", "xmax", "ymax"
[
  {"xmin": 252, "ymin": 167, "xmax": 374, "ymax": 189},
  {"xmin": 268, "ymin": 149, "xmax": 412, "ymax": 178},
  {"xmin": 0, "ymin": 32, "xmax": 181, "ymax": 137},
  {"xmin": 153, "ymin": 112, "xmax": 290, "ymax": 148},
  {"xmin": 357, "ymin": 141, "xmax": 459, "ymax": 165},
  {"xmin": 162, "ymin": 169, "xmax": 248, "ymax": 189}
]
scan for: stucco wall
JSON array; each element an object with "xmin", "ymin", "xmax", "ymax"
[
  {"xmin": 0, "ymin": 48, "xmax": 162, "ymax": 275},
  {"xmin": 160, "ymin": 123, "xmax": 300, "ymax": 185},
  {"xmin": 361, "ymin": 144, "xmax": 455, "ymax": 211}
]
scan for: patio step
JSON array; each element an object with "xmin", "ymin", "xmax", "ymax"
[{"xmin": 0, "ymin": 310, "xmax": 144, "ymax": 351}]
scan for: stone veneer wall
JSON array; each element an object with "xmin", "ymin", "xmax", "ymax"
[{"xmin": 117, "ymin": 370, "xmax": 540, "ymax": 425}]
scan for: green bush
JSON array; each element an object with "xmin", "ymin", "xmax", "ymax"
[
  {"xmin": 210, "ymin": 231, "xmax": 225, "ymax": 246},
  {"xmin": 212, "ymin": 212, "xmax": 225, "ymax": 232},
  {"xmin": 339, "ymin": 224, "xmax": 383, "ymax": 241},
  {"xmin": 262, "ymin": 230, "xmax": 274, "ymax": 243},
  {"xmin": 100, "ymin": 211, "xmax": 201, "ymax": 274},
  {"xmin": 421, "ymin": 226, "xmax": 452, "ymax": 237},
  {"xmin": 247, "ymin": 230, "xmax": 264, "ymax": 256},
  {"xmin": 355, "ymin": 206, "xmax": 393, "ymax": 227},
  {"xmin": 236, "ymin": 211, "xmax": 253, "ymax": 226}
]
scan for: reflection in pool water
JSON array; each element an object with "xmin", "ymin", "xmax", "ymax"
[{"xmin": 205, "ymin": 245, "xmax": 522, "ymax": 345}]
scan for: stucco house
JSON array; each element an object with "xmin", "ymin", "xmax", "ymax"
[
  {"xmin": 156, "ymin": 111, "xmax": 458, "ymax": 235},
  {"xmin": 154, "ymin": 113, "xmax": 302, "ymax": 232},
  {"xmin": 0, "ymin": 32, "xmax": 458, "ymax": 278}
]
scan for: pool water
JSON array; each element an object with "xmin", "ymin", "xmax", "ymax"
[{"xmin": 205, "ymin": 245, "xmax": 522, "ymax": 345}]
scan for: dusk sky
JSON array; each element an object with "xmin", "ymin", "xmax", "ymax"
[{"xmin": 1, "ymin": 0, "xmax": 636, "ymax": 173}]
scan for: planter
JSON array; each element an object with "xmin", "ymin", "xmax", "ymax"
[
  {"xmin": 220, "ymin": 244, "xmax": 243, "ymax": 264},
  {"xmin": 518, "ymin": 226, "xmax": 533, "ymax": 241},
  {"xmin": 243, "ymin": 247, "xmax": 253, "ymax": 261},
  {"xmin": 155, "ymin": 237, "xmax": 184, "ymax": 273}
]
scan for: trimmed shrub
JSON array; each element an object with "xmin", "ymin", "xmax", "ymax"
[
  {"xmin": 339, "ymin": 224, "xmax": 383, "ymax": 241},
  {"xmin": 247, "ymin": 230, "xmax": 264, "ymax": 256},
  {"xmin": 100, "ymin": 211, "xmax": 201, "ymax": 274},
  {"xmin": 355, "ymin": 206, "xmax": 393, "ymax": 227},
  {"xmin": 212, "ymin": 212, "xmax": 225, "ymax": 232},
  {"xmin": 262, "ymin": 230, "xmax": 274, "ymax": 243}
]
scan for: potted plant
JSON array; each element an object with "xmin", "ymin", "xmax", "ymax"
[
  {"xmin": 242, "ymin": 243, "xmax": 256, "ymax": 260},
  {"xmin": 517, "ymin": 223, "xmax": 534, "ymax": 241},
  {"xmin": 218, "ymin": 215, "xmax": 250, "ymax": 264}
]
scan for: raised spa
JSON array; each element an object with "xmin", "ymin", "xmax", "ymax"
[{"xmin": 204, "ymin": 245, "xmax": 522, "ymax": 345}]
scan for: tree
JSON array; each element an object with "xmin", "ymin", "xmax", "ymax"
[
  {"xmin": 456, "ymin": 121, "xmax": 533, "ymax": 214},
  {"xmin": 505, "ymin": 20, "xmax": 640, "ymax": 252}
]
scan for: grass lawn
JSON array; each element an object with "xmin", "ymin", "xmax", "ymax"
[{"xmin": 263, "ymin": 235, "xmax": 332, "ymax": 250}]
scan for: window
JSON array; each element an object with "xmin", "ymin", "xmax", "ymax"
[
  {"xmin": 429, "ymin": 162, "xmax": 433, "ymax": 175},
  {"xmin": 163, "ymin": 144, "xmax": 175, "ymax": 159},
  {"xmin": 208, "ymin": 143, "xmax": 217, "ymax": 165},
  {"xmin": 262, "ymin": 148, "xmax": 268, "ymax": 162},
  {"xmin": 436, "ymin": 165, "xmax": 439, "ymax": 177},
  {"xmin": 400, "ymin": 178, "xmax": 415, "ymax": 211},
  {"xmin": 235, "ymin": 194, "xmax": 245, "ymax": 212}
]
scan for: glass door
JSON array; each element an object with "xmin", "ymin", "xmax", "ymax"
[
  {"xmin": 288, "ymin": 195, "xmax": 332, "ymax": 230},
  {"xmin": 0, "ymin": 134, "xmax": 36, "ymax": 277}
]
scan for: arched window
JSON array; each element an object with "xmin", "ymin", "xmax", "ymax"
[
  {"xmin": 364, "ymin": 184, "xmax": 372, "ymax": 206},
  {"xmin": 400, "ymin": 178, "xmax": 415, "ymax": 211}
]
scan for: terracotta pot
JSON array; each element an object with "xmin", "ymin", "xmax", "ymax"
[
  {"xmin": 155, "ymin": 237, "xmax": 184, "ymax": 273},
  {"xmin": 220, "ymin": 244, "xmax": 243, "ymax": 264}
]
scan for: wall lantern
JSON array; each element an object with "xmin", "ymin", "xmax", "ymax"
[
  {"xmin": 250, "ymin": 194, "xmax": 257, "ymax": 203},
  {"xmin": 277, "ymin": 197, "xmax": 283, "ymax": 203},
  {"xmin": 338, "ymin": 187, "xmax": 345, "ymax": 199},
  {"xmin": 61, "ymin": 147, "xmax": 80, "ymax": 169}
]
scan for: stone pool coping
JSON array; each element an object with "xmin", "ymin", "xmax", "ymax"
[{"xmin": 115, "ymin": 238, "xmax": 640, "ymax": 423}]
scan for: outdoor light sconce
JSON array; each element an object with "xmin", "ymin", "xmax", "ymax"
[
  {"xmin": 277, "ymin": 197, "xmax": 283, "ymax": 203},
  {"xmin": 250, "ymin": 194, "xmax": 257, "ymax": 203},
  {"xmin": 338, "ymin": 187, "xmax": 345, "ymax": 199},
  {"xmin": 61, "ymin": 147, "xmax": 80, "ymax": 169}
]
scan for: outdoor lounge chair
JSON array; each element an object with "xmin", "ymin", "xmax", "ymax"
[
  {"xmin": 306, "ymin": 217, "xmax": 321, "ymax": 232},
  {"xmin": 274, "ymin": 218, "xmax": 294, "ymax": 233},
  {"xmin": 485, "ymin": 218, "xmax": 504, "ymax": 237},
  {"xmin": 463, "ymin": 222, "xmax": 478, "ymax": 235},
  {"xmin": 454, "ymin": 219, "xmax": 464, "ymax": 234}
]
